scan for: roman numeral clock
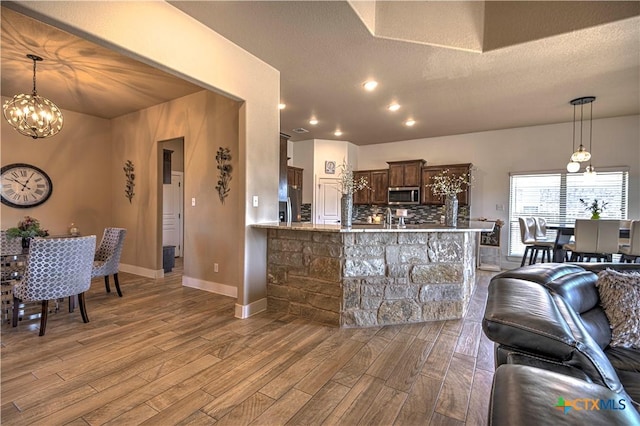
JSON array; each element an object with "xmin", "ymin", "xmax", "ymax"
[{"xmin": 1, "ymin": 163, "xmax": 53, "ymax": 208}]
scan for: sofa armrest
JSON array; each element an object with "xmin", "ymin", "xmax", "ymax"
[
  {"xmin": 483, "ymin": 277, "xmax": 623, "ymax": 392},
  {"xmin": 490, "ymin": 365, "xmax": 640, "ymax": 426},
  {"xmin": 496, "ymin": 345, "xmax": 593, "ymax": 382}
]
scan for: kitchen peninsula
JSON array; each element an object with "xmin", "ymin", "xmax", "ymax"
[{"xmin": 253, "ymin": 222, "xmax": 492, "ymax": 327}]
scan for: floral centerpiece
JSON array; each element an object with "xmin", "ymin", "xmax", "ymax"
[
  {"xmin": 428, "ymin": 169, "xmax": 470, "ymax": 196},
  {"xmin": 580, "ymin": 198, "xmax": 607, "ymax": 219},
  {"xmin": 6, "ymin": 216, "xmax": 49, "ymax": 239},
  {"xmin": 427, "ymin": 169, "xmax": 471, "ymax": 227},
  {"xmin": 337, "ymin": 160, "xmax": 370, "ymax": 228},
  {"xmin": 337, "ymin": 160, "xmax": 370, "ymax": 195}
]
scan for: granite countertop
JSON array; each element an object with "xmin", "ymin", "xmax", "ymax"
[{"xmin": 252, "ymin": 221, "xmax": 495, "ymax": 233}]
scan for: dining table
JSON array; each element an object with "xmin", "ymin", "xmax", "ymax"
[{"xmin": 547, "ymin": 223, "xmax": 630, "ymax": 263}]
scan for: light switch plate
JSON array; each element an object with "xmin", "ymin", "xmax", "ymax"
[
  {"xmin": 192, "ymin": 198, "xmax": 196, "ymax": 207},
  {"xmin": 252, "ymin": 195, "xmax": 259, "ymax": 207}
]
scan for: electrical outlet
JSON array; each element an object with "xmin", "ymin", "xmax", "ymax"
[
  {"xmin": 496, "ymin": 203, "xmax": 504, "ymax": 211},
  {"xmin": 214, "ymin": 263, "xmax": 219, "ymax": 273}
]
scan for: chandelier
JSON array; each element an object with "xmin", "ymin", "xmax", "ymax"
[
  {"xmin": 567, "ymin": 97, "xmax": 595, "ymax": 172},
  {"xmin": 3, "ymin": 54, "xmax": 63, "ymax": 139}
]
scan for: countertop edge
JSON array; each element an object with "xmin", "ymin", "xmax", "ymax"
[{"xmin": 251, "ymin": 222, "xmax": 494, "ymax": 233}]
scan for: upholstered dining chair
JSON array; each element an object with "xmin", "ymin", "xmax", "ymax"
[
  {"xmin": 563, "ymin": 219, "xmax": 598, "ymax": 262},
  {"xmin": 1, "ymin": 230, "xmax": 24, "ymax": 255},
  {"xmin": 12, "ymin": 235, "xmax": 96, "ymax": 336},
  {"xmin": 619, "ymin": 220, "xmax": 640, "ymax": 263},
  {"xmin": 564, "ymin": 219, "xmax": 620, "ymax": 262},
  {"xmin": 518, "ymin": 217, "xmax": 553, "ymax": 266},
  {"xmin": 92, "ymin": 228, "xmax": 127, "ymax": 297}
]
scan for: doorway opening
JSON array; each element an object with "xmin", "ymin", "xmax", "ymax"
[{"xmin": 159, "ymin": 137, "xmax": 185, "ymax": 273}]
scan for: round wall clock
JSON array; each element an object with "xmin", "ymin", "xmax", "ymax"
[{"xmin": 1, "ymin": 163, "xmax": 53, "ymax": 208}]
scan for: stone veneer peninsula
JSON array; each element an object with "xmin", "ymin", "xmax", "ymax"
[{"xmin": 253, "ymin": 222, "xmax": 492, "ymax": 327}]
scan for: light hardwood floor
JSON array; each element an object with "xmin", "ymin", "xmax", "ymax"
[{"xmin": 1, "ymin": 261, "xmax": 497, "ymax": 425}]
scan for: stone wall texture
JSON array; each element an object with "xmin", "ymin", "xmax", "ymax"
[{"xmin": 266, "ymin": 229, "xmax": 477, "ymax": 327}]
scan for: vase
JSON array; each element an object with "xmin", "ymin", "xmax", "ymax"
[
  {"xmin": 341, "ymin": 193, "xmax": 353, "ymax": 228},
  {"xmin": 591, "ymin": 213, "xmax": 600, "ymax": 220},
  {"xmin": 444, "ymin": 194, "xmax": 459, "ymax": 227},
  {"xmin": 21, "ymin": 237, "xmax": 31, "ymax": 254}
]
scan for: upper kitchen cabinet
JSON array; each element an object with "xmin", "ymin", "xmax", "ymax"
[
  {"xmin": 287, "ymin": 166, "xmax": 303, "ymax": 190},
  {"xmin": 421, "ymin": 163, "xmax": 472, "ymax": 206},
  {"xmin": 370, "ymin": 170, "xmax": 389, "ymax": 204},
  {"xmin": 354, "ymin": 169, "xmax": 389, "ymax": 205},
  {"xmin": 388, "ymin": 160, "xmax": 425, "ymax": 187}
]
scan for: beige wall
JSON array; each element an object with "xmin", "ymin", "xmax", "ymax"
[
  {"xmin": 13, "ymin": 1, "xmax": 280, "ymax": 314},
  {"xmin": 111, "ymin": 91, "xmax": 241, "ymax": 290},
  {"xmin": 1, "ymin": 100, "xmax": 112, "ymax": 239}
]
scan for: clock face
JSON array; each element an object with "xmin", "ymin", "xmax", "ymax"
[{"xmin": 1, "ymin": 163, "xmax": 53, "ymax": 208}]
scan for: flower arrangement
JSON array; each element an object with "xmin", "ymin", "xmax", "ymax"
[
  {"xmin": 428, "ymin": 169, "xmax": 471, "ymax": 196},
  {"xmin": 579, "ymin": 198, "xmax": 607, "ymax": 219},
  {"xmin": 6, "ymin": 216, "xmax": 49, "ymax": 239},
  {"xmin": 215, "ymin": 147, "xmax": 233, "ymax": 204},
  {"xmin": 337, "ymin": 160, "xmax": 370, "ymax": 195}
]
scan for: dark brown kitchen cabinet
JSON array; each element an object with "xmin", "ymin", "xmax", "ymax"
[
  {"xmin": 370, "ymin": 170, "xmax": 389, "ymax": 204},
  {"xmin": 353, "ymin": 171, "xmax": 371, "ymax": 205},
  {"xmin": 421, "ymin": 163, "xmax": 472, "ymax": 206},
  {"xmin": 387, "ymin": 160, "xmax": 425, "ymax": 187},
  {"xmin": 287, "ymin": 166, "xmax": 303, "ymax": 189},
  {"xmin": 353, "ymin": 169, "xmax": 388, "ymax": 205}
]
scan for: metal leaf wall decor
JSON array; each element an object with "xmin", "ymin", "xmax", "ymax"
[
  {"xmin": 215, "ymin": 147, "xmax": 232, "ymax": 204},
  {"xmin": 123, "ymin": 160, "xmax": 135, "ymax": 203}
]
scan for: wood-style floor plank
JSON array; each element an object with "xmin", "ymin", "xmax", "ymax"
[{"xmin": 0, "ymin": 260, "xmax": 498, "ymax": 426}]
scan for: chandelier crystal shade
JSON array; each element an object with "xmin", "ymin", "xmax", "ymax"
[{"xmin": 3, "ymin": 54, "xmax": 63, "ymax": 139}]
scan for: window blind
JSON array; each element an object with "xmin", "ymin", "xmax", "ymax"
[{"xmin": 508, "ymin": 169, "xmax": 628, "ymax": 256}]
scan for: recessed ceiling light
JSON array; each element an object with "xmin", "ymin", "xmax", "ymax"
[
  {"xmin": 363, "ymin": 80, "xmax": 378, "ymax": 91},
  {"xmin": 405, "ymin": 119, "xmax": 416, "ymax": 127},
  {"xmin": 388, "ymin": 103, "xmax": 401, "ymax": 112},
  {"xmin": 334, "ymin": 130, "xmax": 343, "ymax": 137},
  {"xmin": 309, "ymin": 118, "xmax": 318, "ymax": 125},
  {"xmin": 278, "ymin": 103, "xmax": 286, "ymax": 110}
]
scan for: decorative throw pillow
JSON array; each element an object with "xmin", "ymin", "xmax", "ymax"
[{"xmin": 595, "ymin": 269, "xmax": 640, "ymax": 349}]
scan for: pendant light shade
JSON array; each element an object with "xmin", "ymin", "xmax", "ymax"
[
  {"xmin": 568, "ymin": 97, "xmax": 595, "ymax": 164},
  {"xmin": 3, "ymin": 54, "xmax": 63, "ymax": 139}
]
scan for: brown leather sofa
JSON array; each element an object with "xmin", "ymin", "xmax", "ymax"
[{"xmin": 483, "ymin": 263, "xmax": 640, "ymax": 425}]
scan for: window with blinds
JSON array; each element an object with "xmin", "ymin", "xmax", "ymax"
[{"xmin": 508, "ymin": 169, "xmax": 629, "ymax": 256}]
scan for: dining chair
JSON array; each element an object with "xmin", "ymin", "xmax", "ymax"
[
  {"xmin": 12, "ymin": 235, "xmax": 96, "ymax": 336},
  {"xmin": 1, "ymin": 230, "xmax": 23, "ymax": 256},
  {"xmin": 595, "ymin": 219, "xmax": 621, "ymax": 262},
  {"xmin": 563, "ymin": 219, "xmax": 598, "ymax": 262},
  {"xmin": 619, "ymin": 220, "xmax": 640, "ymax": 263},
  {"xmin": 518, "ymin": 217, "xmax": 553, "ymax": 266},
  {"xmin": 564, "ymin": 219, "xmax": 619, "ymax": 262},
  {"xmin": 92, "ymin": 228, "xmax": 127, "ymax": 297}
]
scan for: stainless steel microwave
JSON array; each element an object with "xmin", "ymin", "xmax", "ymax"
[{"xmin": 388, "ymin": 187, "xmax": 420, "ymax": 205}]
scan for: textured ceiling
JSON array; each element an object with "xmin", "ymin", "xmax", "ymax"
[
  {"xmin": 0, "ymin": 7, "xmax": 203, "ymax": 119},
  {"xmin": 2, "ymin": 2, "xmax": 639, "ymax": 146}
]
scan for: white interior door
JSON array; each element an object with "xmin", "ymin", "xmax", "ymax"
[
  {"xmin": 316, "ymin": 177, "xmax": 341, "ymax": 224},
  {"xmin": 163, "ymin": 172, "xmax": 183, "ymax": 257}
]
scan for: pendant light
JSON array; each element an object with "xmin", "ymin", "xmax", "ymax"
[
  {"xmin": 566, "ymin": 100, "xmax": 580, "ymax": 173},
  {"xmin": 583, "ymin": 97, "xmax": 597, "ymax": 179},
  {"xmin": 569, "ymin": 96, "xmax": 594, "ymax": 163},
  {"xmin": 3, "ymin": 54, "xmax": 63, "ymax": 139}
]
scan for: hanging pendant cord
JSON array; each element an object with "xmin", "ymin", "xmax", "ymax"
[{"xmin": 32, "ymin": 57, "xmax": 38, "ymax": 95}]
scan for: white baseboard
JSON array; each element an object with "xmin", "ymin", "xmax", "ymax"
[
  {"xmin": 182, "ymin": 276, "xmax": 238, "ymax": 298},
  {"xmin": 119, "ymin": 263, "xmax": 164, "ymax": 278},
  {"xmin": 235, "ymin": 298, "xmax": 267, "ymax": 319}
]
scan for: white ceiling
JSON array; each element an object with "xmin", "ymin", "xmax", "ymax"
[{"xmin": 2, "ymin": 2, "xmax": 639, "ymax": 146}]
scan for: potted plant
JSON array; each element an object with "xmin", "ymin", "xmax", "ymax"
[
  {"xmin": 579, "ymin": 198, "xmax": 608, "ymax": 220},
  {"xmin": 6, "ymin": 216, "xmax": 49, "ymax": 252}
]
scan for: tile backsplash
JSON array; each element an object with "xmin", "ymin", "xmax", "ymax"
[{"xmin": 354, "ymin": 204, "xmax": 469, "ymax": 224}]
